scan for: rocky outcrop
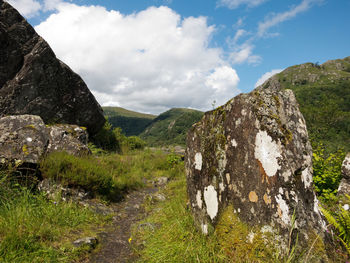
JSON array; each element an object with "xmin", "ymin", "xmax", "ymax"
[
  {"xmin": 185, "ymin": 78, "xmax": 326, "ymax": 248},
  {"xmin": 338, "ymin": 153, "xmax": 350, "ymax": 195},
  {"xmin": 0, "ymin": 1, "xmax": 105, "ymax": 135},
  {"xmin": 0, "ymin": 115, "xmax": 90, "ymax": 167}
]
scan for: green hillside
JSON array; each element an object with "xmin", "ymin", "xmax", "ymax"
[
  {"xmin": 140, "ymin": 108, "xmax": 204, "ymax": 146},
  {"xmin": 272, "ymin": 56, "xmax": 350, "ymax": 152},
  {"xmin": 102, "ymin": 107, "xmax": 156, "ymax": 136}
]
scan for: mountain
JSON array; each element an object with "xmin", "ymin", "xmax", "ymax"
[
  {"xmin": 103, "ymin": 107, "xmax": 156, "ymax": 136},
  {"xmin": 140, "ymin": 108, "xmax": 204, "ymax": 146},
  {"xmin": 269, "ymin": 56, "xmax": 350, "ymax": 152}
]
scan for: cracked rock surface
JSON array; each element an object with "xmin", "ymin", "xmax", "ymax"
[
  {"xmin": 185, "ymin": 79, "xmax": 326, "ymax": 247},
  {"xmin": 0, "ymin": 0, "xmax": 105, "ymax": 135}
]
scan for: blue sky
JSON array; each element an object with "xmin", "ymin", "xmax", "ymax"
[{"xmin": 6, "ymin": 0, "xmax": 350, "ymax": 114}]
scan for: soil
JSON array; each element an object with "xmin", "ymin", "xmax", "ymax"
[{"xmin": 82, "ymin": 186, "xmax": 159, "ymax": 263}]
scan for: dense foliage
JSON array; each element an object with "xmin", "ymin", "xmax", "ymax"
[
  {"xmin": 276, "ymin": 57, "xmax": 350, "ymax": 153},
  {"xmin": 312, "ymin": 145, "xmax": 346, "ymax": 203}
]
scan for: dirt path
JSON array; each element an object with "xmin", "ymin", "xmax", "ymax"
[{"xmin": 84, "ymin": 186, "xmax": 159, "ymax": 263}]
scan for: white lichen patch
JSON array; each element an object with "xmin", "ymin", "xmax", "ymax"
[
  {"xmin": 282, "ymin": 171, "xmax": 291, "ymax": 182},
  {"xmin": 313, "ymin": 194, "xmax": 320, "ymax": 214},
  {"xmin": 241, "ymin": 108, "xmax": 247, "ymax": 116},
  {"xmin": 196, "ymin": 190, "xmax": 202, "ymax": 209},
  {"xmin": 254, "ymin": 131, "xmax": 282, "ymax": 177},
  {"xmin": 247, "ymin": 231, "xmax": 255, "ymax": 243},
  {"xmin": 225, "ymin": 173, "xmax": 230, "ymax": 184},
  {"xmin": 275, "ymin": 194, "xmax": 290, "ymax": 225},
  {"xmin": 204, "ymin": 185, "xmax": 218, "ymax": 220},
  {"xmin": 26, "ymin": 137, "xmax": 32, "ymax": 142},
  {"xmin": 231, "ymin": 139, "xmax": 237, "ymax": 147},
  {"xmin": 219, "ymin": 182, "xmax": 225, "ymax": 192},
  {"xmin": 235, "ymin": 118, "xmax": 241, "ymax": 126},
  {"xmin": 301, "ymin": 168, "xmax": 312, "ymax": 188},
  {"xmin": 343, "ymin": 155, "xmax": 350, "ymax": 170},
  {"xmin": 201, "ymin": 223, "xmax": 208, "ymax": 235},
  {"xmin": 194, "ymin": 152, "xmax": 202, "ymax": 171}
]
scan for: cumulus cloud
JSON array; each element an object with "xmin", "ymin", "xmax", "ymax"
[
  {"xmin": 35, "ymin": 4, "xmax": 240, "ymax": 114},
  {"xmin": 229, "ymin": 43, "xmax": 261, "ymax": 65},
  {"xmin": 255, "ymin": 69, "xmax": 283, "ymax": 87},
  {"xmin": 217, "ymin": 0, "xmax": 267, "ymax": 9},
  {"xmin": 6, "ymin": 0, "xmax": 42, "ymax": 17},
  {"xmin": 257, "ymin": 0, "xmax": 322, "ymax": 37}
]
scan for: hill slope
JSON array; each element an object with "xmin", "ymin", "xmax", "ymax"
[
  {"xmin": 103, "ymin": 107, "xmax": 156, "ymax": 136},
  {"xmin": 140, "ymin": 108, "xmax": 204, "ymax": 146},
  {"xmin": 271, "ymin": 56, "xmax": 350, "ymax": 152}
]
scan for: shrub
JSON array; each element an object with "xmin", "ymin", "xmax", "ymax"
[
  {"xmin": 91, "ymin": 120, "xmax": 120, "ymax": 152},
  {"xmin": 313, "ymin": 145, "xmax": 345, "ymax": 203}
]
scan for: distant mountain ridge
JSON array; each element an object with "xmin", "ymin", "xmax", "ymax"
[
  {"xmin": 103, "ymin": 107, "xmax": 156, "ymax": 136},
  {"xmin": 269, "ymin": 56, "xmax": 350, "ymax": 152},
  {"xmin": 103, "ymin": 107, "xmax": 204, "ymax": 146}
]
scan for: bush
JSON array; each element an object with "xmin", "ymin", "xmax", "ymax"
[
  {"xmin": 91, "ymin": 120, "xmax": 120, "ymax": 152},
  {"xmin": 313, "ymin": 145, "xmax": 346, "ymax": 203}
]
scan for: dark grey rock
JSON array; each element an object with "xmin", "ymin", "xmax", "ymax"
[
  {"xmin": 0, "ymin": 114, "xmax": 48, "ymax": 165},
  {"xmin": 0, "ymin": 0, "xmax": 105, "ymax": 135},
  {"xmin": 185, "ymin": 78, "xmax": 326, "ymax": 247},
  {"xmin": 337, "ymin": 153, "xmax": 350, "ymax": 196},
  {"xmin": 0, "ymin": 115, "xmax": 90, "ymax": 167}
]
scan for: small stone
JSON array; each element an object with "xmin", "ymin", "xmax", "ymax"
[
  {"xmin": 73, "ymin": 237, "xmax": 98, "ymax": 249},
  {"xmin": 154, "ymin": 193, "xmax": 166, "ymax": 201}
]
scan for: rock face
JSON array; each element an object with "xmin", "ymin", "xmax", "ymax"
[
  {"xmin": 0, "ymin": 1, "xmax": 105, "ymax": 135},
  {"xmin": 185, "ymin": 78, "xmax": 326, "ymax": 246},
  {"xmin": 0, "ymin": 115, "xmax": 90, "ymax": 166},
  {"xmin": 338, "ymin": 153, "xmax": 350, "ymax": 195}
]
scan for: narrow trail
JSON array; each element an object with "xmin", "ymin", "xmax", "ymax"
[{"xmin": 84, "ymin": 186, "xmax": 159, "ymax": 263}]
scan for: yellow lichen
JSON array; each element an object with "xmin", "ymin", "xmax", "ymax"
[
  {"xmin": 22, "ymin": 144, "xmax": 29, "ymax": 155},
  {"xmin": 249, "ymin": 191, "xmax": 258, "ymax": 203}
]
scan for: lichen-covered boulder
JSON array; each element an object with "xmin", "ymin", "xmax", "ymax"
[
  {"xmin": 0, "ymin": 0, "xmax": 105, "ymax": 135},
  {"xmin": 47, "ymin": 124, "xmax": 90, "ymax": 156},
  {"xmin": 338, "ymin": 153, "xmax": 350, "ymax": 195},
  {"xmin": 0, "ymin": 115, "xmax": 90, "ymax": 167},
  {"xmin": 185, "ymin": 78, "xmax": 326, "ymax": 247},
  {"xmin": 0, "ymin": 115, "xmax": 48, "ymax": 165}
]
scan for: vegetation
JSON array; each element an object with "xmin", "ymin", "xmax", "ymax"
[
  {"xmin": 313, "ymin": 145, "xmax": 346, "ymax": 203},
  {"xmin": 140, "ymin": 108, "xmax": 204, "ymax": 146},
  {"xmin": 276, "ymin": 56, "xmax": 350, "ymax": 153},
  {"xmin": 0, "ymin": 170, "xmax": 107, "ymax": 263},
  {"xmin": 103, "ymin": 106, "xmax": 155, "ymax": 136}
]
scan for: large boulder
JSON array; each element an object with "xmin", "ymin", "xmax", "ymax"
[
  {"xmin": 185, "ymin": 78, "xmax": 326, "ymax": 248},
  {"xmin": 0, "ymin": 115, "xmax": 90, "ymax": 167},
  {"xmin": 338, "ymin": 153, "xmax": 350, "ymax": 196},
  {"xmin": 0, "ymin": 0, "xmax": 105, "ymax": 135}
]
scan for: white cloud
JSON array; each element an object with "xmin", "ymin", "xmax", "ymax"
[
  {"xmin": 6, "ymin": 0, "xmax": 41, "ymax": 17},
  {"xmin": 229, "ymin": 43, "xmax": 261, "ymax": 65},
  {"xmin": 35, "ymin": 4, "xmax": 240, "ymax": 114},
  {"xmin": 255, "ymin": 69, "xmax": 283, "ymax": 87},
  {"xmin": 257, "ymin": 0, "xmax": 322, "ymax": 37},
  {"xmin": 217, "ymin": 0, "xmax": 267, "ymax": 9}
]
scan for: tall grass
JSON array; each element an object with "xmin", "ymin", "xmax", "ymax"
[
  {"xmin": 40, "ymin": 149, "xmax": 182, "ymax": 201},
  {"xmin": 0, "ymin": 171, "xmax": 107, "ymax": 263}
]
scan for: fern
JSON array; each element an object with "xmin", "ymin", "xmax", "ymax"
[{"xmin": 321, "ymin": 195, "xmax": 350, "ymax": 254}]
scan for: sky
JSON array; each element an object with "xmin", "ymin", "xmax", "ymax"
[{"xmin": 5, "ymin": 0, "xmax": 350, "ymax": 114}]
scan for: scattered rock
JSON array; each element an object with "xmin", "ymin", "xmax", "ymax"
[
  {"xmin": 153, "ymin": 193, "xmax": 166, "ymax": 202},
  {"xmin": 337, "ymin": 153, "xmax": 350, "ymax": 196},
  {"xmin": 0, "ymin": 1, "xmax": 105, "ymax": 135},
  {"xmin": 73, "ymin": 237, "xmax": 98, "ymax": 250},
  {"xmin": 153, "ymin": 177, "xmax": 168, "ymax": 187},
  {"xmin": 0, "ymin": 115, "xmax": 90, "ymax": 168},
  {"xmin": 38, "ymin": 178, "xmax": 90, "ymax": 201},
  {"xmin": 185, "ymin": 79, "xmax": 326, "ymax": 248},
  {"xmin": 137, "ymin": 222, "xmax": 156, "ymax": 232},
  {"xmin": 46, "ymin": 124, "xmax": 90, "ymax": 156}
]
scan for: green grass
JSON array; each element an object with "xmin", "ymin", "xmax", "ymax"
[
  {"xmin": 0, "ymin": 171, "xmax": 107, "ymax": 263},
  {"xmin": 40, "ymin": 149, "xmax": 181, "ymax": 201},
  {"xmin": 132, "ymin": 174, "xmax": 228, "ymax": 262}
]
